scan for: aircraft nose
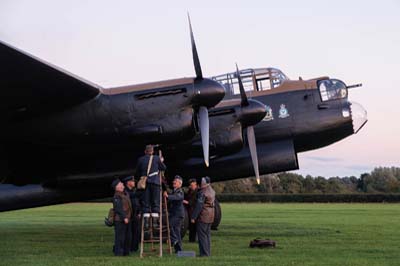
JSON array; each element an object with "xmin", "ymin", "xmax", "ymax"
[
  {"xmin": 350, "ymin": 101, "xmax": 368, "ymax": 133},
  {"xmin": 193, "ymin": 78, "xmax": 226, "ymax": 108}
]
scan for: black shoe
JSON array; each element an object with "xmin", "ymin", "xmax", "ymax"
[
  {"xmin": 174, "ymin": 243, "xmax": 182, "ymax": 253},
  {"xmin": 144, "ymin": 217, "xmax": 150, "ymax": 230},
  {"xmin": 153, "ymin": 217, "xmax": 159, "ymax": 230}
]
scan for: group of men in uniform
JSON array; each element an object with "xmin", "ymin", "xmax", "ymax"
[{"xmin": 111, "ymin": 144, "xmax": 216, "ymax": 257}]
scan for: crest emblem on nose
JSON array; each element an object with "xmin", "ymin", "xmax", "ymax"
[
  {"xmin": 279, "ymin": 104, "xmax": 290, "ymax": 119},
  {"xmin": 263, "ymin": 106, "xmax": 274, "ymax": 121}
]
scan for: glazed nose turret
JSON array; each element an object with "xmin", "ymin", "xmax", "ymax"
[{"xmin": 350, "ymin": 101, "xmax": 367, "ymax": 133}]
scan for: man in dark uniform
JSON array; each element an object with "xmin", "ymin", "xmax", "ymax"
[
  {"xmin": 111, "ymin": 179, "xmax": 133, "ymax": 256},
  {"xmin": 183, "ymin": 178, "xmax": 198, "ymax": 242},
  {"xmin": 135, "ymin": 145, "xmax": 166, "ymax": 230},
  {"xmin": 164, "ymin": 175, "xmax": 185, "ymax": 253},
  {"xmin": 122, "ymin": 176, "xmax": 141, "ymax": 253},
  {"xmin": 191, "ymin": 177, "xmax": 215, "ymax": 257}
]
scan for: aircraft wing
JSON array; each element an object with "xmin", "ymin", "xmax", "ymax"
[{"xmin": 0, "ymin": 40, "xmax": 100, "ymax": 123}]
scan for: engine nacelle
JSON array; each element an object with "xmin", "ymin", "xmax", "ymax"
[{"xmin": 177, "ymin": 139, "xmax": 299, "ymax": 182}]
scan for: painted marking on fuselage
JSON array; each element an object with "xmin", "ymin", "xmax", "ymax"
[
  {"xmin": 263, "ymin": 105, "xmax": 274, "ymax": 122},
  {"xmin": 279, "ymin": 104, "xmax": 290, "ymax": 119}
]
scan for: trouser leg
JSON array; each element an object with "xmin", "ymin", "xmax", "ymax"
[
  {"xmin": 170, "ymin": 216, "xmax": 183, "ymax": 252},
  {"xmin": 143, "ymin": 185, "xmax": 151, "ymax": 214},
  {"xmin": 150, "ymin": 183, "xmax": 160, "ymax": 214},
  {"xmin": 197, "ymin": 222, "xmax": 211, "ymax": 256},
  {"xmin": 189, "ymin": 221, "xmax": 197, "ymax": 242},
  {"xmin": 124, "ymin": 221, "xmax": 132, "ymax": 255},
  {"xmin": 169, "ymin": 216, "xmax": 177, "ymax": 244},
  {"xmin": 114, "ymin": 221, "xmax": 127, "ymax": 256},
  {"xmin": 131, "ymin": 214, "xmax": 140, "ymax": 252},
  {"xmin": 197, "ymin": 222, "xmax": 207, "ymax": 256},
  {"xmin": 175, "ymin": 217, "xmax": 183, "ymax": 251},
  {"xmin": 205, "ymin": 223, "xmax": 211, "ymax": 256}
]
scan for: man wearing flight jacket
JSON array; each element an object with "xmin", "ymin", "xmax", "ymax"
[
  {"xmin": 122, "ymin": 176, "xmax": 141, "ymax": 253},
  {"xmin": 191, "ymin": 177, "xmax": 215, "ymax": 257},
  {"xmin": 164, "ymin": 175, "xmax": 185, "ymax": 253},
  {"xmin": 112, "ymin": 179, "xmax": 132, "ymax": 256}
]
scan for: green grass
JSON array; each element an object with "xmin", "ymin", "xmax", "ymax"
[{"xmin": 1, "ymin": 203, "xmax": 399, "ymax": 266}]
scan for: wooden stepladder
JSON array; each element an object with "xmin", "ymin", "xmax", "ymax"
[{"xmin": 139, "ymin": 180, "xmax": 172, "ymax": 258}]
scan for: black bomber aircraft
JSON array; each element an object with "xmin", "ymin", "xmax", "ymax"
[{"xmin": 0, "ymin": 18, "xmax": 367, "ymax": 213}]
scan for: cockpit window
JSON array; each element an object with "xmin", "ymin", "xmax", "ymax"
[
  {"xmin": 211, "ymin": 68, "xmax": 288, "ymax": 96},
  {"xmin": 256, "ymin": 74, "xmax": 271, "ymax": 90},
  {"xmin": 318, "ymin": 79, "xmax": 348, "ymax": 101}
]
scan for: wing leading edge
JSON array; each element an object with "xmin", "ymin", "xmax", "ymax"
[{"xmin": 0, "ymin": 40, "xmax": 100, "ymax": 123}]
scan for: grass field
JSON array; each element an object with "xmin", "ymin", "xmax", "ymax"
[{"xmin": 0, "ymin": 203, "xmax": 399, "ymax": 266}]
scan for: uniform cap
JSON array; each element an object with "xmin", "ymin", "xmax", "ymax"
[
  {"xmin": 111, "ymin": 179, "xmax": 121, "ymax": 190},
  {"xmin": 145, "ymin": 145, "xmax": 154, "ymax": 153},
  {"xmin": 201, "ymin": 176, "xmax": 211, "ymax": 187},
  {"xmin": 122, "ymin": 176, "xmax": 135, "ymax": 183},
  {"xmin": 174, "ymin": 175, "xmax": 183, "ymax": 181}
]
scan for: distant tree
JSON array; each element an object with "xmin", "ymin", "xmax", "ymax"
[
  {"xmin": 358, "ymin": 173, "xmax": 370, "ymax": 192},
  {"xmin": 211, "ymin": 167, "xmax": 400, "ymax": 194},
  {"xmin": 314, "ymin": 176, "xmax": 328, "ymax": 193},
  {"xmin": 325, "ymin": 177, "xmax": 344, "ymax": 194},
  {"xmin": 277, "ymin": 173, "xmax": 304, "ymax": 193},
  {"xmin": 340, "ymin": 176, "xmax": 358, "ymax": 193},
  {"xmin": 303, "ymin": 175, "xmax": 316, "ymax": 193},
  {"xmin": 370, "ymin": 167, "xmax": 400, "ymax": 193},
  {"xmin": 255, "ymin": 174, "xmax": 280, "ymax": 193}
]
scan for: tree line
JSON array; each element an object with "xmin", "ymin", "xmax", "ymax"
[{"xmin": 212, "ymin": 167, "xmax": 400, "ymax": 194}]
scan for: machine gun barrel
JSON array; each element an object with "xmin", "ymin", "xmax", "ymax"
[{"xmin": 346, "ymin": 83, "xmax": 362, "ymax": 89}]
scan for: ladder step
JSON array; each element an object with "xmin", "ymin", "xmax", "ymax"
[{"xmin": 139, "ymin": 192, "xmax": 172, "ymax": 258}]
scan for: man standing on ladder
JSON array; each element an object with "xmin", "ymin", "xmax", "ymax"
[
  {"xmin": 136, "ymin": 145, "xmax": 166, "ymax": 230},
  {"xmin": 164, "ymin": 175, "xmax": 185, "ymax": 253}
]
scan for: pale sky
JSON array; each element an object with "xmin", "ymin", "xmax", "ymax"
[{"xmin": 1, "ymin": 0, "xmax": 399, "ymax": 177}]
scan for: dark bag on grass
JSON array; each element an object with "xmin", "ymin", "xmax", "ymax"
[
  {"xmin": 249, "ymin": 238, "xmax": 276, "ymax": 248},
  {"xmin": 104, "ymin": 208, "xmax": 115, "ymax": 227}
]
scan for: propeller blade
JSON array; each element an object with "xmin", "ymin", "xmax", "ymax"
[
  {"xmin": 198, "ymin": 106, "xmax": 209, "ymax": 167},
  {"xmin": 188, "ymin": 14, "xmax": 203, "ymax": 80},
  {"xmin": 235, "ymin": 64, "xmax": 249, "ymax": 107},
  {"xmin": 247, "ymin": 126, "xmax": 260, "ymax": 184}
]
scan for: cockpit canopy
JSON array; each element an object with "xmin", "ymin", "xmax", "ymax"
[
  {"xmin": 211, "ymin": 68, "xmax": 289, "ymax": 96},
  {"xmin": 318, "ymin": 79, "xmax": 348, "ymax": 102}
]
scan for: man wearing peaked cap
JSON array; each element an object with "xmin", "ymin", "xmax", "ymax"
[
  {"xmin": 111, "ymin": 179, "xmax": 121, "ymax": 190},
  {"xmin": 111, "ymin": 179, "xmax": 132, "ymax": 256},
  {"xmin": 122, "ymin": 176, "xmax": 134, "ymax": 183},
  {"xmin": 191, "ymin": 176, "xmax": 215, "ymax": 257},
  {"xmin": 122, "ymin": 176, "xmax": 141, "ymax": 253},
  {"xmin": 164, "ymin": 175, "xmax": 185, "ymax": 253},
  {"xmin": 184, "ymin": 178, "xmax": 198, "ymax": 242}
]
